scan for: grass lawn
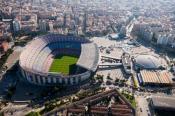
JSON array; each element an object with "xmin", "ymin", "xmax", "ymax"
[
  {"xmin": 49, "ymin": 55, "xmax": 78, "ymax": 75},
  {"xmin": 25, "ymin": 111, "xmax": 40, "ymax": 116}
]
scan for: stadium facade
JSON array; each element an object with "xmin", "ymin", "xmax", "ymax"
[{"xmin": 19, "ymin": 34, "xmax": 99, "ymax": 86}]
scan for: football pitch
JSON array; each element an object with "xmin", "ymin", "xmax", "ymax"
[{"xmin": 49, "ymin": 55, "xmax": 78, "ymax": 75}]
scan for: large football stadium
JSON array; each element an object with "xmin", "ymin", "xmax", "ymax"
[{"xmin": 19, "ymin": 34, "xmax": 99, "ymax": 86}]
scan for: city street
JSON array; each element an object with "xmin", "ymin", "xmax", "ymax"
[{"xmin": 136, "ymin": 96, "xmax": 150, "ymax": 116}]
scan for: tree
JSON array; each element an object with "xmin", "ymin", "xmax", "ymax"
[{"xmin": 25, "ymin": 111, "xmax": 40, "ymax": 116}]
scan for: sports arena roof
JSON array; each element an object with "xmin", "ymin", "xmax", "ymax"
[
  {"xmin": 77, "ymin": 43, "xmax": 99, "ymax": 72},
  {"xmin": 6, "ymin": 47, "xmax": 22, "ymax": 70},
  {"xmin": 19, "ymin": 34, "xmax": 99, "ymax": 75},
  {"xmin": 135, "ymin": 55, "xmax": 161, "ymax": 69}
]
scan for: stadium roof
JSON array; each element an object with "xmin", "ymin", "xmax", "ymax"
[
  {"xmin": 6, "ymin": 47, "xmax": 23, "ymax": 70},
  {"xmin": 77, "ymin": 43, "xmax": 99, "ymax": 72},
  {"xmin": 19, "ymin": 34, "xmax": 99, "ymax": 75},
  {"xmin": 135, "ymin": 55, "xmax": 161, "ymax": 69},
  {"xmin": 151, "ymin": 95, "xmax": 175, "ymax": 110}
]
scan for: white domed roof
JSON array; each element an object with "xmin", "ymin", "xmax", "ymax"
[{"xmin": 135, "ymin": 55, "xmax": 161, "ymax": 69}]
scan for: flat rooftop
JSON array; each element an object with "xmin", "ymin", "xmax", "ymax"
[{"xmin": 151, "ymin": 95, "xmax": 175, "ymax": 110}]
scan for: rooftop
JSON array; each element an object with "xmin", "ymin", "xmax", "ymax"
[
  {"xmin": 151, "ymin": 95, "xmax": 175, "ymax": 111},
  {"xmin": 135, "ymin": 54, "xmax": 161, "ymax": 69},
  {"xmin": 44, "ymin": 89, "xmax": 135, "ymax": 116},
  {"xmin": 139, "ymin": 70, "xmax": 173, "ymax": 85},
  {"xmin": 77, "ymin": 43, "xmax": 99, "ymax": 72}
]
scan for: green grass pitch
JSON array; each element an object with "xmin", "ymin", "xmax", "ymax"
[{"xmin": 49, "ymin": 55, "xmax": 78, "ymax": 75}]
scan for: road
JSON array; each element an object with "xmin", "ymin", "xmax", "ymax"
[
  {"xmin": 136, "ymin": 96, "xmax": 151, "ymax": 116},
  {"xmin": 1, "ymin": 103, "xmax": 31, "ymax": 116}
]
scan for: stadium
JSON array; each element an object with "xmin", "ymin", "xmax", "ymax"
[{"xmin": 19, "ymin": 34, "xmax": 99, "ymax": 86}]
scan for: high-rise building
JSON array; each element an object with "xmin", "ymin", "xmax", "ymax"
[
  {"xmin": 13, "ymin": 19, "xmax": 20, "ymax": 32},
  {"xmin": 83, "ymin": 12, "xmax": 87, "ymax": 32},
  {"xmin": 49, "ymin": 21, "xmax": 54, "ymax": 32},
  {"xmin": 63, "ymin": 13, "xmax": 67, "ymax": 27},
  {"xmin": 120, "ymin": 26, "xmax": 126, "ymax": 37},
  {"xmin": 39, "ymin": 20, "xmax": 47, "ymax": 32}
]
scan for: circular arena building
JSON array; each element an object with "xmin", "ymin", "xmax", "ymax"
[
  {"xmin": 19, "ymin": 34, "xmax": 99, "ymax": 86},
  {"xmin": 134, "ymin": 54, "xmax": 161, "ymax": 70}
]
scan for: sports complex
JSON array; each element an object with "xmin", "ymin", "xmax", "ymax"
[{"xmin": 19, "ymin": 34, "xmax": 99, "ymax": 86}]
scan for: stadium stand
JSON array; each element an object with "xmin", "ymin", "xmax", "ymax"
[{"xmin": 19, "ymin": 34, "xmax": 99, "ymax": 86}]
